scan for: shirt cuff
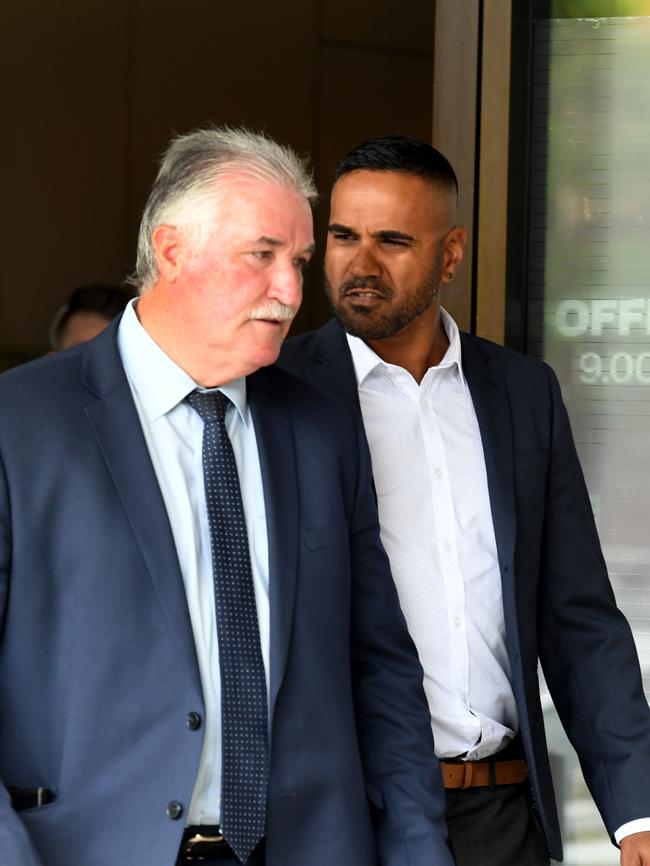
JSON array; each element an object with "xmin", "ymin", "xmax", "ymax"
[{"xmin": 615, "ymin": 818, "xmax": 650, "ymax": 844}]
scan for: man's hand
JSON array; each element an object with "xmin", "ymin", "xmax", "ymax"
[{"xmin": 620, "ymin": 831, "xmax": 650, "ymax": 865}]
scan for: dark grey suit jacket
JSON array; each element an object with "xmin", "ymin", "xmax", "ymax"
[{"xmin": 280, "ymin": 318, "xmax": 650, "ymax": 861}]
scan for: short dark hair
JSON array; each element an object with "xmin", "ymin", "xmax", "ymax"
[
  {"xmin": 334, "ymin": 134, "xmax": 458, "ymax": 195},
  {"xmin": 49, "ymin": 283, "xmax": 134, "ymax": 349}
]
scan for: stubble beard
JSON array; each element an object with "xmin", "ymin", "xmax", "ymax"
[{"xmin": 324, "ymin": 264, "xmax": 443, "ymax": 342}]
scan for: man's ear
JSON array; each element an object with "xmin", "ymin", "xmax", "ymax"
[
  {"xmin": 443, "ymin": 226, "xmax": 468, "ymax": 278},
  {"xmin": 152, "ymin": 224, "xmax": 185, "ymax": 282}
]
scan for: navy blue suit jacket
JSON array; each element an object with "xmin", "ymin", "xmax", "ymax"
[
  {"xmin": 280, "ymin": 318, "xmax": 650, "ymax": 861},
  {"xmin": 0, "ymin": 319, "xmax": 453, "ymax": 866}
]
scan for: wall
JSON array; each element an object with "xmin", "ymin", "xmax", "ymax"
[{"xmin": 0, "ymin": 0, "xmax": 435, "ymax": 365}]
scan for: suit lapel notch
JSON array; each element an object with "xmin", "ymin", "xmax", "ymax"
[{"xmin": 306, "ymin": 321, "xmax": 361, "ymax": 409}]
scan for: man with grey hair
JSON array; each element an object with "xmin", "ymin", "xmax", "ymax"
[{"xmin": 0, "ymin": 126, "xmax": 452, "ymax": 866}]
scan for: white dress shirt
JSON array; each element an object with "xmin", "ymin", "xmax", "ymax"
[
  {"xmin": 348, "ymin": 311, "xmax": 518, "ymax": 760},
  {"xmin": 348, "ymin": 307, "xmax": 649, "ymax": 843},
  {"xmin": 347, "ymin": 308, "xmax": 516, "ymax": 760},
  {"xmin": 118, "ymin": 300, "xmax": 270, "ymax": 826}
]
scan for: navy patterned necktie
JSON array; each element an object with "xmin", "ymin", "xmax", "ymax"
[{"xmin": 185, "ymin": 389, "xmax": 268, "ymax": 864}]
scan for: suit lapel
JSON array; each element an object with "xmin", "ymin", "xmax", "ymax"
[
  {"xmin": 301, "ymin": 319, "xmax": 361, "ymax": 409},
  {"xmin": 81, "ymin": 323, "xmax": 202, "ymax": 693},
  {"xmin": 461, "ymin": 334, "xmax": 520, "ymax": 650},
  {"xmin": 247, "ymin": 369, "xmax": 299, "ymax": 722}
]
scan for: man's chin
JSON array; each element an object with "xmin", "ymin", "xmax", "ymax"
[
  {"xmin": 251, "ymin": 340, "xmax": 285, "ymax": 370},
  {"xmin": 333, "ymin": 308, "xmax": 397, "ymax": 341}
]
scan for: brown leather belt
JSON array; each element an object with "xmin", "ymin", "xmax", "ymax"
[{"xmin": 440, "ymin": 758, "xmax": 528, "ymax": 790}]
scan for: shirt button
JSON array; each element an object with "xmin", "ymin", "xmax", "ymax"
[
  {"xmin": 166, "ymin": 801, "xmax": 183, "ymax": 820},
  {"xmin": 444, "ymin": 541, "xmax": 452, "ymax": 552},
  {"xmin": 454, "ymin": 617, "xmax": 461, "ymax": 627},
  {"xmin": 186, "ymin": 712, "xmax": 202, "ymax": 731},
  {"xmin": 434, "ymin": 467, "xmax": 443, "ymax": 478}
]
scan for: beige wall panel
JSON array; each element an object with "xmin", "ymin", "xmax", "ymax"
[
  {"xmin": 475, "ymin": 4, "xmax": 511, "ymax": 345},
  {"xmin": 0, "ymin": 0, "xmax": 129, "ymax": 355},
  {"xmin": 294, "ymin": 44, "xmax": 434, "ymax": 332},
  {"xmin": 320, "ymin": 0, "xmax": 434, "ymax": 54},
  {"xmin": 127, "ymin": 0, "xmax": 318, "ymax": 261},
  {"xmin": 433, "ymin": 0, "xmax": 480, "ymax": 332}
]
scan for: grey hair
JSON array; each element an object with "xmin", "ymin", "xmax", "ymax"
[{"xmin": 129, "ymin": 126, "xmax": 318, "ymax": 293}]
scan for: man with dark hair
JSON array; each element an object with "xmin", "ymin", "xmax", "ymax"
[
  {"xmin": 280, "ymin": 134, "xmax": 650, "ymax": 866},
  {"xmin": 0, "ymin": 128, "xmax": 453, "ymax": 866},
  {"xmin": 49, "ymin": 283, "xmax": 134, "ymax": 350}
]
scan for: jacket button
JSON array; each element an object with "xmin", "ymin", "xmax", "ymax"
[
  {"xmin": 186, "ymin": 712, "xmax": 202, "ymax": 731},
  {"xmin": 166, "ymin": 801, "xmax": 183, "ymax": 820}
]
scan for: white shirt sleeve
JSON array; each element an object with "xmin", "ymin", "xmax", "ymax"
[{"xmin": 615, "ymin": 818, "xmax": 650, "ymax": 844}]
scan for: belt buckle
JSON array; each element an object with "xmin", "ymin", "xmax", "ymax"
[{"xmin": 182, "ymin": 830, "xmax": 226, "ymax": 862}]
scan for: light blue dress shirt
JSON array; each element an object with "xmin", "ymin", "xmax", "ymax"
[{"xmin": 117, "ymin": 300, "xmax": 270, "ymax": 826}]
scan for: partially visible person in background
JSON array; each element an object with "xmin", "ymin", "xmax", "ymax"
[{"xmin": 49, "ymin": 283, "xmax": 134, "ymax": 350}]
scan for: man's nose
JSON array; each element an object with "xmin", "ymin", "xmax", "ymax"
[
  {"xmin": 350, "ymin": 244, "xmax": 382, "ymax": 278},
  {"xmin": 269, "ymin": 261, "xmax": 303, "ymax": 307}
]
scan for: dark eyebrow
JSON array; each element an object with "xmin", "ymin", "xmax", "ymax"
[
  {"xmin": 374, "ymin": 229, "xmax": 415, "ymax": 243},
  {"xmin": 328, "ymin": 223, "xmax": 358, "ymax": 237},
  {"xmin": 327, "ymin": 224, "xmax": 415, "ymax": 244}
]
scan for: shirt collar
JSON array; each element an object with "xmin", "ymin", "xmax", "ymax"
[
  {"xmin": 345, "ymin": 306, "xmax": 466, "ymax": 386},
  {"xmin": 117, "ymin": 299, "xmax": 249, "ymax": 423}
]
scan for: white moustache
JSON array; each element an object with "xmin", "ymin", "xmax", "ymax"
[{"xmin": 249, "ymin": 303, "xmax": 295, "ymax": 322}]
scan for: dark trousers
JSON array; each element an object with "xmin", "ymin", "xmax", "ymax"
[{"xmin": 445, "ymin": 783, "xmax": 550, "ymax": 866}]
